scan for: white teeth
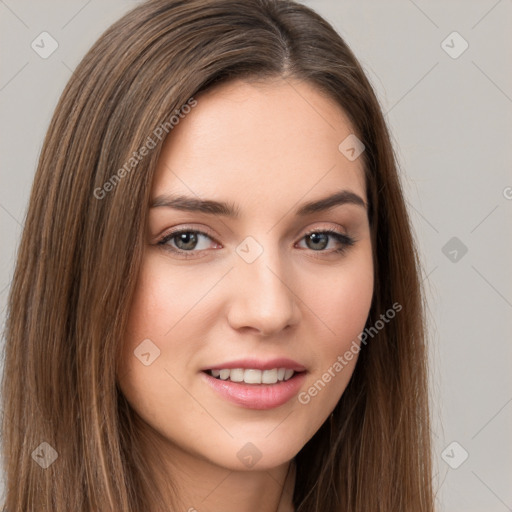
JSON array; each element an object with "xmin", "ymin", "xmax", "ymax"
[
  {"xmin": 261, "ymin": 368, "xmax": 278, "ymax": 384},
  {"xmin": 229, "ymin": 368, "xmax": 244, "ymax": 382},
  {"xmin": 243, "ymin": 369, "xmax": 261, "ymax": 384},
  {"xmin": 208, "ymin": 367, "xmax": 297, "ymax": 384}
]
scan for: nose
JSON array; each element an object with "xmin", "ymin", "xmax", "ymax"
[{"xmin": 226, "ymin": 246, "xmax": 301, "ymax": 336}]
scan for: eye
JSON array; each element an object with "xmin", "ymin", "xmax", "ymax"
[
  {"xmin": 157, "ymin": 228, "xmax": 219, "ymax": 258},
  {"xmin": 156, "ymin": 227, "xmax": 356, "ymax": 259},
  {"xmin": 296, "ymin": 229, "xmax": 355, "ymax": 255}
]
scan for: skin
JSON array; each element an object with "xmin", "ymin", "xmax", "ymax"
[{"xmin": 117, "ymin": 77, "xmax": 374, "ymax": 512}]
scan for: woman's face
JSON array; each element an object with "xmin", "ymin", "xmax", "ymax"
[{"xmin": 117, "ymin": 78, "xmax": 374, "ymax": 472}]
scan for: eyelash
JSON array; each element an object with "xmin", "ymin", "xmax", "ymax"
[{"xmin": 156, "ymin": 227, "xmax": 356, "ymax": 259}]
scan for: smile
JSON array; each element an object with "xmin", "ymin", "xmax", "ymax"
[
  {"xmin": 201, "ymin": 369, "xmax": 307, "ymax": 410},
  {"xmin": 205, "ymin": 368, "xmax": 296, "ymax": 384}
]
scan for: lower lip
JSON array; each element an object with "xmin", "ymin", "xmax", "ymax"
[{"xmin": 200, "ymin": 371, "xmax": 307, "ymax": 410}]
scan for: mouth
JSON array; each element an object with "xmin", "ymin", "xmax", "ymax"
[
  {"xmin": 200, "ymin": 364, "xmax": 307, "ymax": 409},
  {"xmin": 203, "ymin": 367, "xmax": 300, "ymax": 384}
]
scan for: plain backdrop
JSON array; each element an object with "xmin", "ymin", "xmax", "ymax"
[{"xmin": 1, "ymin": 1, "xmax": 511, "ymax": 510}]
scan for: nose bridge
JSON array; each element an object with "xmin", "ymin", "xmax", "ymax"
[{"xmin": 227, "ymin": 235, "xmax": 299, "ymax": 335}]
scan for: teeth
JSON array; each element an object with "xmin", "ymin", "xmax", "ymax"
[
  {"xmin": 208, "ymin": 368, "xmax": 297, "ymax": 384},
  {"xmin": 230, "ymin": 368, "xmax": 244, "ymax": 382},
  {"xmin": 261, "ymin": 368, "xmax": 277, "ymax": 384},
  {"xmin": 284, "ymin": 369, "xmax": 294, "ymax": 380},
  {"xmin": 244, "ymin": 369, "xmax": 262, "ymax": 384}
]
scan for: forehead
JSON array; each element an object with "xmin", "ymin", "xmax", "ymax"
[{"xmin": 152, "ymin": 78, "xmax": 366, "ymax": 210}]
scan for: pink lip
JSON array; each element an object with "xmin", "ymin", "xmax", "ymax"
[
  {"xmin": 202, "ymin": 357, "xmax": 306, "ymax": 372},
  {"xmin": 201, "ymin": 370, "xmax": 307, "ymax": 410}
]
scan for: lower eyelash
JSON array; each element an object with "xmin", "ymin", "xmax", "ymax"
[{"xmin": 157, "ymin": 229, "xmax": 356, "ymax": 257}]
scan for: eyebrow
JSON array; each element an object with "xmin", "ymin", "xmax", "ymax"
[{"xmin": 150, "ymin": 189, "xmax": 367, "ymax": 217}]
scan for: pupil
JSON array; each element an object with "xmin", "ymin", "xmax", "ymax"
[
  {"xmin": 176, "ymin": 232, "xmax": 197, "ymax": 250},
  {"xmin": 307, "ymin": 233, "xmax": 328, "ymax": 250}
]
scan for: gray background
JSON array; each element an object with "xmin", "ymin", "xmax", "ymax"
[{"xmin": 1, "ymin": 0, "xmax": 511, "ymax": 510}]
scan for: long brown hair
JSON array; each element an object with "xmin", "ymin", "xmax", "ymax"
[{"xmin": 1, "ymin": 0, "xmax": 435, "ymax": 510}]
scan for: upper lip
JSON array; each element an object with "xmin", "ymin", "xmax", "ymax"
[{"xmin": 202, "ymin": 357, "xmax": 306, "ymax": 372}]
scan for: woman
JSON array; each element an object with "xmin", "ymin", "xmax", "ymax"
[{"xmin": 1, "ymin": 0, "xmax": 434, "ymax": 510}]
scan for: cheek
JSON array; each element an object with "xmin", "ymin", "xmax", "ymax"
[
  {"xmin": 123, "ymin": 253, "xmax": 215, "ymax": 348},
  {"xmin": 117, "ymin": 255, "xmax": 210, "ymax": 447},
  {"xmin": 118, "ymin": 254, "xmax": 201, "ymax": 392},
  {"xmin": 310, "ymin": 247, "xmax": 374, "ymax": 345},
  {"xmin": 296, "ymin": 251, "xmax": 373, "ymax": 427}
]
